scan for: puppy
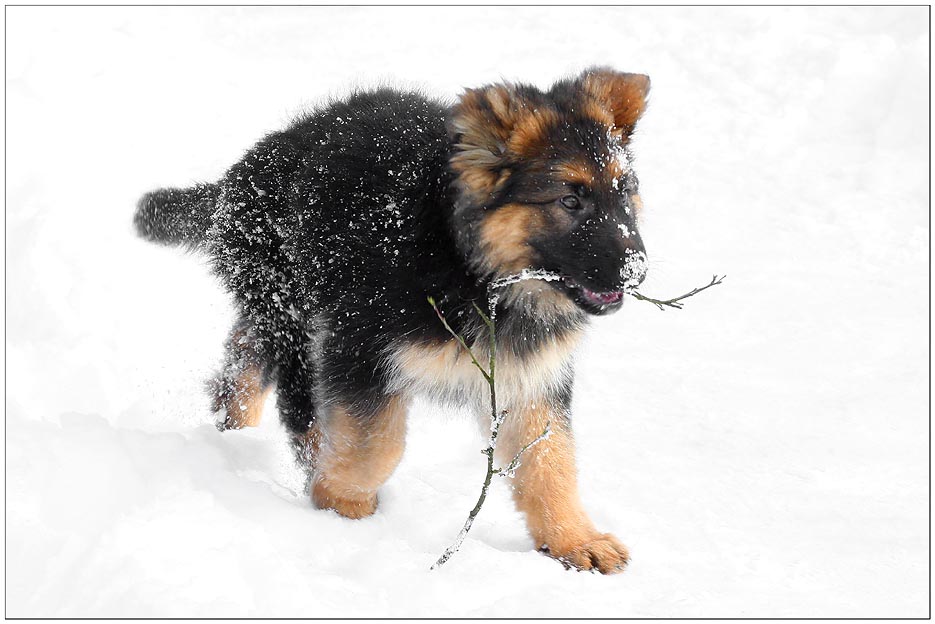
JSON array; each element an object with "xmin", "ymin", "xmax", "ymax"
[{"xmin": 135, "ymin": 67, "xmax": 650, "ymax": 573}]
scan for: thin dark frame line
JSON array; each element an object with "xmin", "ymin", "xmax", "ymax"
[
  {"xmin": 1, "ymin": 3, "xmax": 933, "ymax": 6},
  {"xmin": 4, "ymin": 4, "xmax": 7, "ymax": 621},
  {"xmin": 2, "ymin": 4, "xmax": 930, "ymax": 621},
  {"xmin": 927, "ymin": 3, "xmax": 932, "ymax": 622}
]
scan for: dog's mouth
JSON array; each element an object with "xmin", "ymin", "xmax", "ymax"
[
  {"xmin": 558, "ymin": 277, "xmax": 625, "ymax": 315},
  {"xmin": 491, "ymin": 269, "xmax": 626, "ymax": 315}
]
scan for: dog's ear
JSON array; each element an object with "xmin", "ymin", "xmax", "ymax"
[
  {"xmin": 577, "ymin": 68, "xmax": 650, "ymax": 137},
  {"xmin": 449, "ymin": 85, "xmax": 518, "ymax": 162},
  {"xmin": 448, "ymin": 84, "xmax": 550, "ymax": 198}
]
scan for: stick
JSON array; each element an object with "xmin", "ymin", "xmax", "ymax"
[
  {"xmin": 629, "ymin": 274, "xmax": 726, "ymax": 311},
  {"xmin": 429, "ymin": 292, "xmax": 549, "ymax": 570},
  {"xmin": 427, "ymin": 296, "xmax": 490, "ymax": 382}
]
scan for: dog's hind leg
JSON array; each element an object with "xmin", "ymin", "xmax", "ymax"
[
  {"xmin": 294, "ymin": 395, "xmax": 409, "ymax": 519},
  {"xmin": 276, "ymin": 346, "xmax": 318, "ymax": 437},
  {"xmin": 210, "ymin": 319, "xmax": 273, "ymax": 431}
]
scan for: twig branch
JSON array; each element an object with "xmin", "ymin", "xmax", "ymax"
[
  {"xmin": 629, "ymin": 274, "xmax": 726, "ymax": 311},
  {"xmin": 430, "ymin": 434, "xmax": 497, "ymax": 569},
  {"xmin": 427, "ymin": 296, "xmax": 490, "ymax": 382},
  {"xmin": 431, "ymin": 420, "xmax": 552, "ymax": 569},
  {"xmin": 430, "ymin": 287, "xmax": 546, "ymax": 570},
  {"xmin": 429, "ymin": 291, "xmax": 502, "ymax": 570},
  {"xmin": 498, "ymin": 422, "xmax": 552, "ymax": 479}
]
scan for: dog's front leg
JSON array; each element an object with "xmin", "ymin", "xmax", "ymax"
[{"xmin": 496, "ymin": 397, "xmax": 630, "ymax": 574}]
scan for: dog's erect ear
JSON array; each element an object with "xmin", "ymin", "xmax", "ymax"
[
  {"xmin": 449, "ymin": 85, "xmax": 519, "ymax": 162},
  {"xmin": 577, "ymin": 68, "xmax": 650, "ymax": 137},
  {"xmin": 448, "ymin": 84, "xmax": 552, "ymax": 198}
]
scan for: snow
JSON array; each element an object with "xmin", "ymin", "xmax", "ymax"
[
  {"xmin": 490, "ymin": 268, "xmax": 564, "ymax": 289},
  {"xmin": 5, "ymin": 6, "xmax": 929, "ymax": 618}
]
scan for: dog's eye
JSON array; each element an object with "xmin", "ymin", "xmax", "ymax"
[{"xmin": 559, "ymin": 195, "xmax": 581, "ymax": 210}]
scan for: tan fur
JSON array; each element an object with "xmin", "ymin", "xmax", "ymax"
[
  {"xmin": 216, "ymin": 364, "xmax": 271, "ymax": 429},
  {"xmin": 484, "ymin": 85, "xmax": 515, "ymax": 126},
  {"xmin": 448, "ymin": 85, "xmax": 517, "ymax": 198},
  {"xmin": 311, "ymin": 396, "xmax": 409, "ymax": 519},
  {"xmin": 449, "ymin": 85, "xmax": 554, "ymax": 197},
  {"xmin": 495, "ymin": 278, "xmax": 579, "ymax": 319},
  {"xmin": 454, "ymin": 166, "xmax": 500, "ymax": 197},
  {"xmin": 630, "ymin": 193, "xmax": 644, "ymax": 216},
  {"xmin": 385, "ymin": 329, "xmax": 581, "ymax": 411},
  {"xmin": 582, "ymin": 99, "xmax": 616, "ymax": 129},
  {"xmin": 554, "ymin": 160, "xmax": 597, "ymax": 186},
  {"xmin": 478, "ymin": 203, "xmax": 544, "ymax": 274},
  {"xmin": 580, "ymin": 70, "xmax": 650, "ymax": 137},
  {"xmin": 496, "ymin": 403, "xmax": 630, "ymax": 573},
  {"xmin": 606, "ymin": 155, "xmax": 626, "ymax": 181},
  {"xmin": 507, "ymin": 108, "xmax": 560, "ymax": 157}
]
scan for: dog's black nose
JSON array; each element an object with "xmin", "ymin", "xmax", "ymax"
[{"xmin": 620, "ymin": 249, "xmax": 648, "ymax": 289}]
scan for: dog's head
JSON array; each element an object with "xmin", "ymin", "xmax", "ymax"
[{"xmin": 448, "ymin": 67, "xmax": 650, "ymax": 316}]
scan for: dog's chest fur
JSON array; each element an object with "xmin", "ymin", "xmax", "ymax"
[{"xmin": 384, "ymin": 329, "xmax": 581, "ymax": 409}]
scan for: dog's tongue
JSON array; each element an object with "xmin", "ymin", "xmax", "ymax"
[{"xmin": 581, "ymin": 288, "xmax": 623, "ymax": 305}]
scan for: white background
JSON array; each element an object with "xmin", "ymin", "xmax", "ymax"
[{"xmin": 5, "ymin": 6, "xmax": 929, "ymax": 617}]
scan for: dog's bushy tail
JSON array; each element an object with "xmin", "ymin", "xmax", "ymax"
[{"xmin": 134, "ymin": 183, "xmax": 219, "ymax": 249}]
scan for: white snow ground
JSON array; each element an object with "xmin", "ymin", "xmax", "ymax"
[{"xmin": 4, "ymin": 6, "xmax": 929, "ymax": 618}]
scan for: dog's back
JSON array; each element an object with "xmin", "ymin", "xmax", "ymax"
[{"xmin": 136, "ymin": 89, "xmax": 471, "ymax": 431}]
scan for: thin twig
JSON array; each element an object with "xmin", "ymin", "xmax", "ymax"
[
  {"xmin": 427, "ymin": 296, "xmax": 490, "ymax": 382},
  {"xmin": 430, "ymin": 290, "xmax": 502, "ymax": 570},
  {"xmin": 629, "ymin": 274, "xmax": 726, "ymax": 311},
  {"xmin": 431, "ymin": 285, "xmax": 535, "ymax": 570},
  {"xmin": 430, "ymin": 435, "xmax": 498, "ymax": 569},
  {"xmin": 433, "ymin": 419, "xmax": 551, "ymax": 569},
  {"xmin": 498, "ymin": 422, "xmax": 552, "ymax": 478}
]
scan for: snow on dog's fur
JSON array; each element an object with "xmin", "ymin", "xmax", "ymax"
[{"xmin": 134, "ymin": 68, "xmax": 650, "ymax": 573}]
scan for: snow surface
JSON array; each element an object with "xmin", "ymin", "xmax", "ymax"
[{"xmin": 5, "ymin": 6, "xmax": 929, "ymax": 618}]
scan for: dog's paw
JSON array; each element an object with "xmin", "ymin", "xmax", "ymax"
[
  {"xmin": 311, "ymin": 480, "xmax": 378, "ymax": 519},
  {"xmin": 547, "ymin": 533, "xmax": 630, "ymax": 574}
]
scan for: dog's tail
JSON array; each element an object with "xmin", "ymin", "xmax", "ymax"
[{"xmin": 134, "ymin": 183, "xmax": 219, "ymax": 249}]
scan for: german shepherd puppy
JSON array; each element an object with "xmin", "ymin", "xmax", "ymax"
[{"xmin": 135, "ymin": 68, "xmax": 650, "ymax": 574}]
